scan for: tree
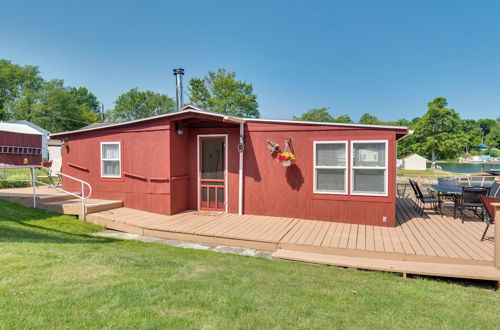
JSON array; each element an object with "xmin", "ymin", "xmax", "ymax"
[
  {"xmin": 334, "ymin": 114, "xmax": 353, "ymax": 123},
  {"xmin": 294, "ymin": 107, "xmax": 354, "ymax": 123},
  {"xmin": 359, "ymin": 113, "xmax": 380, "ymax": 125},
  {"xmin": 293, "ymin": 107, "xmax": 334, "ymax": 122},
  {"xmin": 0, "ymin": 59, "xmax": 43, "ymax": 120},
  {"xmin": 462, "ymin": 119, "xmax": 482, "ymax": 153},
  {"xmin": 485, "ymin": 124, "xmax": 500, "ymax": 148},
  {"xmin": 20, "ymin": 80, "xmax": 101, "ymax": 132},
  {"xmin": 188, "ymin": 68, "xmax": 259, "ymax": 118},
  {"xmin": 477, "ymin": 118, "xmax": 497, "ymax": 144},
  {"xmin": 412, "ymin": 97, "xmax": 466, "ymax": 164},
  {"xmin": 69, "ymin": 87, "xmax": 100, "ymax": 115},
  {"xmin": 109, "ymin": 88, "xmax": 176, "ymax": 122}
]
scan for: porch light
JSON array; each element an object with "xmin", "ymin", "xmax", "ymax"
[{"xmin": 175, "ymin": 123, "xmax": 183, "ymax": 135}]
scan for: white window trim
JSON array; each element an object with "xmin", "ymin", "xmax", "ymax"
[
  {"xmin": 100, "ymin": 142, "xmax": 121, "ymax": 178},
  {"xmin": 313, "ymin": 141, "xmax": 348, "ymax": 195},
  {"xmin": 350, "ymin": 140, "xmax": 388, "ymax": 197}
]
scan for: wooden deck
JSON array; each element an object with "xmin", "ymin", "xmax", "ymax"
[
  {"xmin": 1, "ymin": 186, "xmax": 498, "ymax": 281},
  {"xmin": 86, "ymin": 199, "xmax": 495, "ymax": 266}
]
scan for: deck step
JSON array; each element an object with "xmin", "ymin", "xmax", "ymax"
[
  {"xmin": 85, "ymin": 200, "xmax": 123, "ymax": 214},
  {"xmin": 39, "ymin": 192, "xmax": 81, "ymax": 203},
  {"xmin": 272, "ymin": 249, "xmax": 500, "ymax": 281},
  {"xmin": 38, "ymin": 199, "xmax": 123, "ymax": 216}
]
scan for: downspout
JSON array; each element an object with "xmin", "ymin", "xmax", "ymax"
[{"xmin": 238, "ymin": 122, "xmax": 244, "ymax": 215}]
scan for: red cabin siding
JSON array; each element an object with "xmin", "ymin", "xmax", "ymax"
[
  {"xmin": 243, "ymin": 121, "xmax": 397, "ymax": 226},
  {"xmin": 54, "ymin": 111, "xmax": 406, "ymax": 227},
  {"xmin": 60, "ymin": 119, "xmax": 172, "ymax": 215}
]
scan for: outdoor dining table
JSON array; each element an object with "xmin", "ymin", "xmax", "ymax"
[{"xmin": 430, "ymin": 184, "xmax": 489, "ymax": 218}]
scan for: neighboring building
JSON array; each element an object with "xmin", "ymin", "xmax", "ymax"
[
  {"xmin": 469, "ymin": 155, "xmax": 483, "ymax": 162},
  {"xmin": 47, "ymin": 139, "xmax": 62, "ymax": 162},
  {"xmin": 401, "ymin": 153, "xmax": 427, "ymax": 171},
  {"xmin": 7, "ymin": 120, "xmax": 50, "ymax": 160},
  {"xmin": 0, "ymin": 122, "xmax": 43, "ymax": 165},
  {"xmin": 50, "ymin": 105, "xmax": 409, "ymax": 227}
]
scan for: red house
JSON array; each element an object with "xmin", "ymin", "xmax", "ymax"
[
  {"xmin": 0, "ymin": 122, "xmax": 43, "ymax": 165},
  {"xmin": 50, "ymin": 106, "xmax": 409, "ymax": 227}
]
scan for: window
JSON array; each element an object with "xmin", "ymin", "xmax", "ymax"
[
  {"xmin": 351, "ymin": 141, "xmax": 387, "ymax": 195},
  {"xmin": 101, "ymin": 142, "xmax": 121, "ymax": 178},
  {"xmin": 313, "ymin": 141, "xmax": 347, "ymax": 194}
]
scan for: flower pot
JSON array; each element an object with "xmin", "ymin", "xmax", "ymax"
[{"xmin": 281, "ymin": 160, "xmax": 291, "ymax": 167}]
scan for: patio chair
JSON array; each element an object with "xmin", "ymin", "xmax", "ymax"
[
  {"xmin": 458, "ymin": 187, "xmax": 488, "ymax": 223},
  {"xmin": 480, "ymin": 196, "xmax": 499, "ymax": 241},
  {"xmin": 408, "ymin": 179, "xmax": 430, "ymax": 209},
  {"xmin": 410, "ymin": 179, "xmax": 442, "ymax": 216},
  {"xmin": 488, "ymin": 181, "xmax": 500, "ymax": 198},
  {"xmin": 37, "ymin": 159, "xmax": 62, "ymax": 186}
]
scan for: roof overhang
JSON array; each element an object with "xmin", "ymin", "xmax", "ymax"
[
  {"xmin": 50, "ymin": 105, "xmax": 245, "ymax": 137},
  {"xmin": 50, "ymin": 104, "xmax": 409, "ymax": 138}
]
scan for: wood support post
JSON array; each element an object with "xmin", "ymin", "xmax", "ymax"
[{"xmin": 493, "ymin": 203, "xmax": 500, "ymax": 270}]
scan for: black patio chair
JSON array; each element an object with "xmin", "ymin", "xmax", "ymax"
[
  {"xmin": 480, "ymin": 196, "xmax": 499, "ymax": 241},
  {"xmin": 410, "ymin": 179, "xmax": 442, "ymax": 216},
  {"xmin": 488, "ymin": 181, "xmax": 500, "ymax": 198},
  {"xmin": 458, "ymin": 187, "xmax": 488, "ymax": 224},
  {"xmin": 408, "ymin": 179, "xmax": 432, "ymax": 210}
]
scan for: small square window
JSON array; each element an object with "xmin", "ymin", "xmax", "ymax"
[{"xmin": 101, "ymin": 142, "xmax": 121, "ymax": 178}]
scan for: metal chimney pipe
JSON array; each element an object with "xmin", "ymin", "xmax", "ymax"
[{"xmin": 173, "ymin": 68, "xmax": 184, "ymax": 111}]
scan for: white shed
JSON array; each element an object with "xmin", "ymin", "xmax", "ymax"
[{"xmin": 402, "ymin": 153, "xmax": 428, "ymax": 171}]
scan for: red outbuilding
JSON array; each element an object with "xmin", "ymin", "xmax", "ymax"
[
  {"xmin": 50, "ymin": 105, "xmax": 409, "ymax": 227},
  {"xmin": 0, "ymin": 122, "xmax": 43, "ymax": 165}
]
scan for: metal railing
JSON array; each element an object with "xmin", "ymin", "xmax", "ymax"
[{"xmin": 0, "ymin": 165, "xmax": 92, "ymax": 220}]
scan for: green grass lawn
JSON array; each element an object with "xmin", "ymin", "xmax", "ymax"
[
  {"xmin": 0, "ymin": 167, "xmax": 56, "ymax": 189},
  {"xmin": 0, "ymin": 199, "xmax": 499, "ymax": 329},
  {"xmin": 397, "ymin": 168, "xmax": 464, "ymax": 178}
]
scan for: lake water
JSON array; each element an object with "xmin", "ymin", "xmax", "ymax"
[{"xmin": 427, "ymin": 162, "xmax": 499, "ymax": 173}]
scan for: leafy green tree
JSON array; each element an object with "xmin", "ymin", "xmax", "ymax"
[
  {"xmin": 0, "ymin": 59, "xmax": 44, "ymax": 120},
  {"xmin": 462, "ymin": 119, "xmax": 482, "ymax": 153},
  {"xmin": 412, "ymin": 97, "xmax": 466, "ymax": 164},
  {"xmin": 109, "ymin": 88, "xmax": 176, "ymax": 121},
  {"xmin": 485, "ymin": 124, "xmax": 500, "ymax": 148},
  {"xmin": 69, "ymin": 87, "xmax": 100, "ymax": 114},
  {"xmin": 359, "ymin": 113, "xmax": 380, "ymax": 125},
  {"xmin": 20, "ymin": 80, "xmax": 100, "ymax": 132},
  {"xmin": 294, "ymin": 107, "xmax": 353, "ymax": 123},
  {"xmin": 293, "ymin": 107, "xmax": 334, "ymax": 122},
  {"xmin": 188, "ymin": 69, "xmax": 259, "ymax": 118},
  {"xmin": 334, "ymin": 114, "xmax": 353, "ymax": 123},
  {"xmin": 477, "ymin": 118, "xmax": 497, "ymax": 144},
  {"xmin": 397, "ymin": 134, "xmax": 417, "ymax": 158}
]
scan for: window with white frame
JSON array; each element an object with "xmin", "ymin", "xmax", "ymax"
[
  {"xmin": 101, "ymin": 142, "xmax": 121, "ymax": 178},
  {"xmin": 351, "ymin": 141, "xmax": 387, "ymax": 195},
  {"xmin": 313, "ymin": 141, "xmax": 347, "ymax": 194}
]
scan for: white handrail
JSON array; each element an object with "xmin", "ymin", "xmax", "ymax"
[{"xmin": 0, "ymin": 165, "xmax": 92, "ymax": 220}]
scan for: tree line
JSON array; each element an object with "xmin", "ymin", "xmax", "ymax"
[
  {"xmin": 295, "ymin": 98, "xmax": 500, "ymax": 161},
  {"xmin": 1, "ymin": 59, "xmax": 498, "ymax": 161},
  {"xmin": 0, "ymin": 60, "xmax": 259, "ymax": 132}
]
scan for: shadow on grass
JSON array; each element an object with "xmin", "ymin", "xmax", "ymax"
[
  {"xmin": 0, "ymin": 199, "xmax": 116, "ymax": 244},
  {"xmin": 0, "ymin": 223, "xmax": 115, "ymax": 244}
]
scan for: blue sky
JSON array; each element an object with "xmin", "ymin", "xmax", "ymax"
[{"xmin": 1, "ymin": 0, "xmax": 499, "ymax": 121}]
